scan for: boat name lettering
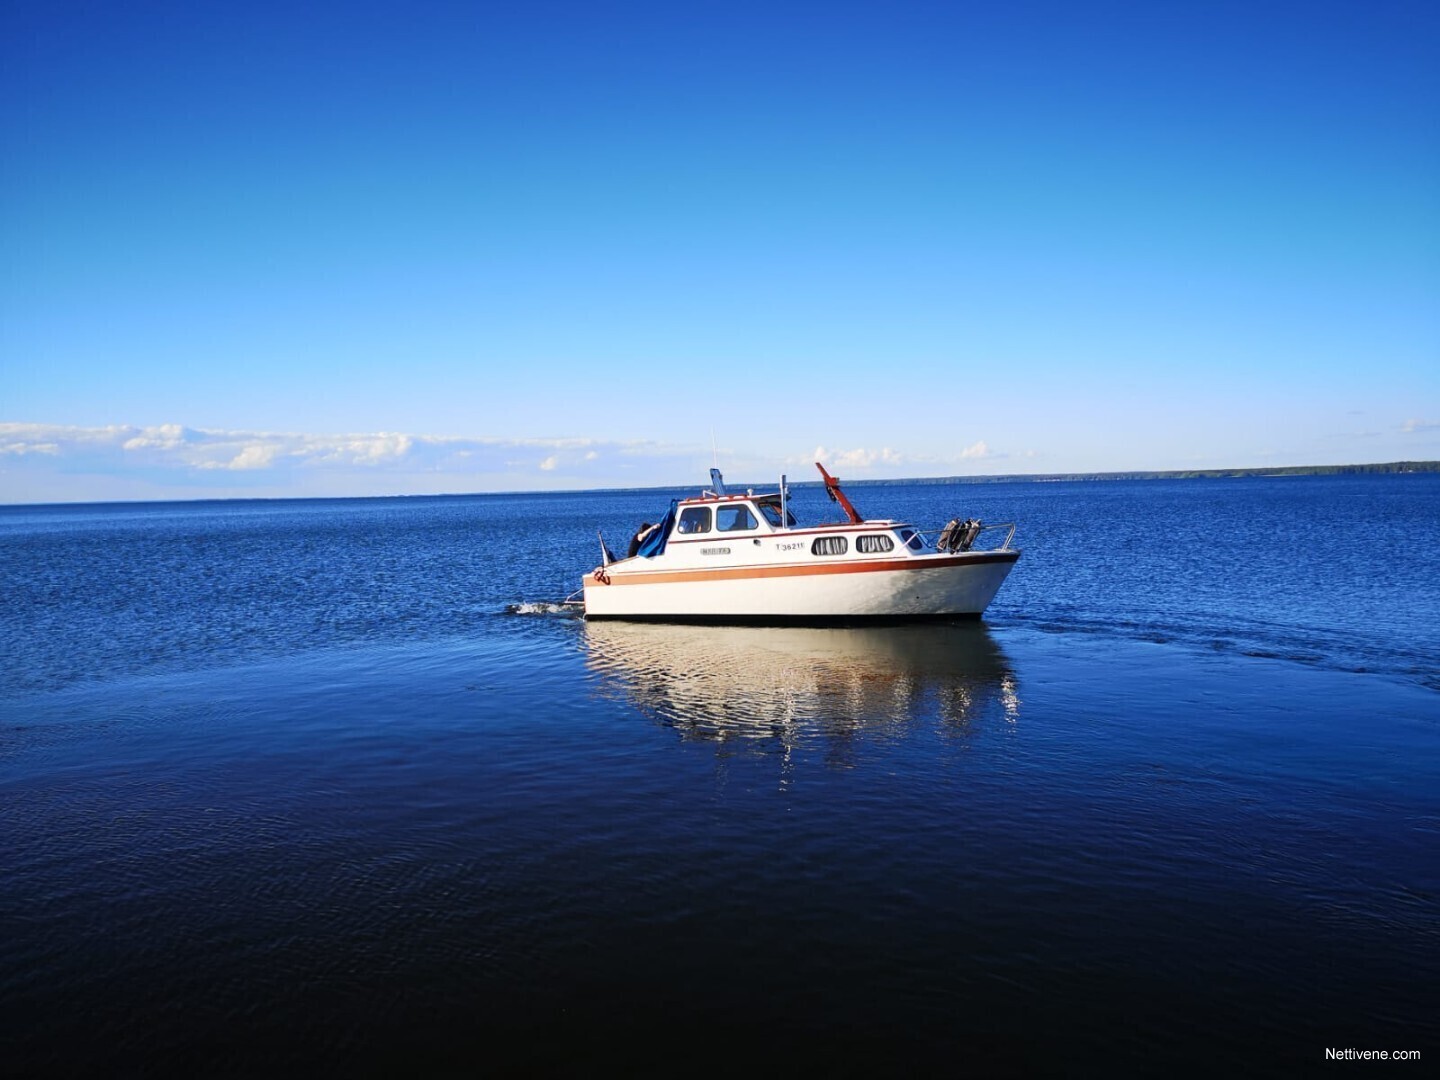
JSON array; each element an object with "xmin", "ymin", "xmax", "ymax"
[{"xmin": 701, "ymin": 546, "xmax": 731, "ymax": 555}]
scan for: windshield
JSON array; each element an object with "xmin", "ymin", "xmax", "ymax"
[{"xmin": 756, "ymin": 500, "xmax": 797, "ymax": 528}]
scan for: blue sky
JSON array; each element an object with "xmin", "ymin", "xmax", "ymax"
[{"xmin": 3, "ymin": 0, "xmax": 1436, "ymax": 501}]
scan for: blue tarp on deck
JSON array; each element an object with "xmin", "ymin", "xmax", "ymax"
[{"xmin": 636, "ymin": 500, "xmax": 676, "ymax": 558}]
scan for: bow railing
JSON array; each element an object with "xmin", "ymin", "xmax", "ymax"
[{"xmin": 916, "ymin": 521, "xmax": 1017, "ymax": 553}]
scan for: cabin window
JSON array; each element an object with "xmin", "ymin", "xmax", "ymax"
[
  {"xmin": 898, "ymin": 528, "xmax": 924, "ymax": 551},
  {"xmin": 856, "ymin": 534, "xmax": 894, "ymax": 554},
  {"xmin": 757, "ymin": 501, "xmax": 797, "ymax": 528},
  {"xmin": 717, "ymin": 506, "xmax": 757, "ymax": 532},
  {"xmin": 811, "ymin": 535, "xmax": 848, "ymax": 556},
  {"xmin": 677, "ymin": 507, "xmax": 712, "ymax": 535}
]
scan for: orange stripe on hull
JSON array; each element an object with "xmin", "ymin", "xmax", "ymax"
[{"xmin": 590, "ymin": 551, "xmax": 1018, "ymax": 587}]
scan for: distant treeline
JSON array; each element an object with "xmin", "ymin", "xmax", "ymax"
[{"xmin": 827, "ymin": 461, "xmax": 1440, "ymax": 486}]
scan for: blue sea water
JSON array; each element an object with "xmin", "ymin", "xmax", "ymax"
[{"xmin": 2, "ymin": 475, "xmax": 1437, "ymax": 1074}]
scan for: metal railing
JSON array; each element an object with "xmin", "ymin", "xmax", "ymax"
[{"xmin": 915, "ymin": 521, "xmax": 1017, "ymax": 553}]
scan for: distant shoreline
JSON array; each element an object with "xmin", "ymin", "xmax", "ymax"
[
  {"xmin": 4, "ymin": 461, "xmax": 1437, "ymax": 509},
  {"xmin": 835, "ymin": 460, "xmax": 1440, "ymax": 486}
]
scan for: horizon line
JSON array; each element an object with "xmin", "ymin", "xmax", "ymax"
[{"xmin": 3, "ymin": 459, "xmax": 1435, "ymax": 511}]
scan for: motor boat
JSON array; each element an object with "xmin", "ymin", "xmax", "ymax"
[{"xmin": 578, "ymin": 463, "xmax": 1019, "ymax": 622}]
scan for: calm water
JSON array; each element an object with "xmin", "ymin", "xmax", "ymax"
[{"xmin": 2, "ymin": 475, "xmax": 1437, "ymax": 1074}]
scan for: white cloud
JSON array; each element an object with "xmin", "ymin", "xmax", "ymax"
[
  {"xmin": 2, "ymin": 423, "xmax": 135, "ymax": 455},
  {"xmin": 0, "ymin": 423, "xmax": 592, "ymax": 471},
  {"xmin": 1, "ymin": 439, "xmax": 59, "ymax": 456},
  {"xmin": 225, "ymin": 444, "xmax": 282, "ymax": 470},
  {"xmin": 0, "ymin": 423, "xmax": 1039, "ymax": 502},
  {"xmin": 121, "ymin": 423, "xmax": 191, "ymax": 451},
  {"xmin": 810, "ymin": 445, "xmax": 904, "ymax": 470},
  {"xmin": 0, "ymin": 422, "xmax": 703, "ymax": 501},
  {"xmin": 804, "ymin": 440, "xmax": 999, "ymax": 473},
  {"xmin": 1401, "ymin": 418, "xmax": 1438, "ymax": 433},
  {"xmin": 301, "ymin": 432, "xmax": 414, "ymax": 467}
]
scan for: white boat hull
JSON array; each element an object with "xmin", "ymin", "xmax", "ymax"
[{"xmin": 583, "ymin": 551, "xmax": 1019, "ymax": 622}]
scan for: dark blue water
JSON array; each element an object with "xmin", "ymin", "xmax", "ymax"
[{"xmin": 3, "ymin": 476, "xmax": 1437, "ymax": 1074}]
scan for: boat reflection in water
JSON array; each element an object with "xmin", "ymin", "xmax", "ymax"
[{"xmin": 583, "ymin": 621, "xmax": 1019, "ymax": 752}]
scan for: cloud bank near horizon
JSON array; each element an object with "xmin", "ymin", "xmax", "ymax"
[
  {"xmin": 808, "ymin": 442, "xmax": 1000, "ymax": 472},
  {"xmin": 0, "ymin": 423, "xmax": 705, "ymax": 502},
  {"xmin": 0, "ymin": 423, "xmax": 1047, "ymax": 503},
  {"xmin": 0, "ymin": 426, "xmax": 1008, "ymax": 506},
  {"xmin": 6, "ymin": 420, "xmax": 1429, "ymax": 504},
  {"xmin": 0, "ymin": 422, "xmax": 645, "ymax": 473}
]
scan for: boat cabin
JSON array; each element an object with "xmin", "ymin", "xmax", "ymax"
[
  {"xmin": 674, "ymin": 493, "xmax": 792, "ymax": 535},
  {"xmin": 619, "ymin": 466, "xmax": 929, "ymax": 566}
]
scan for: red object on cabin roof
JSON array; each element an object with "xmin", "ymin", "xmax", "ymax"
[{"xmin": 815, "ymin": 462, "xmax": 863, "ymax": 524}]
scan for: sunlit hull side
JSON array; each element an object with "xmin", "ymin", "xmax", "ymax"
[{"xmin": 582, "ymin": 550, "xmax": 1019, "ymax": 622}]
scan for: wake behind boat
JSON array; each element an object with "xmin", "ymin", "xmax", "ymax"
[{"xmin": 577, "ymin": 463, "xmax": 1020, "ymax": 623}]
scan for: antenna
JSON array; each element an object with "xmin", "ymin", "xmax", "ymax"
[{"xmin": 711, "ymin": 427, "xmax": 718, "ymax": 470}]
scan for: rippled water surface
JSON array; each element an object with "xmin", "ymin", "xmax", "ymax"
[{"xmin": 2, "ymin": 476, "xmax": 1437, "ymax": 1074}]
